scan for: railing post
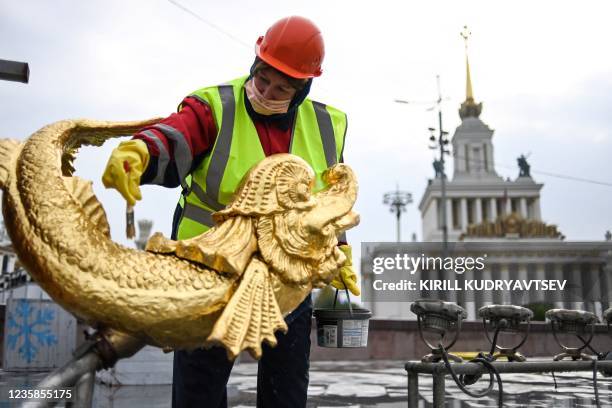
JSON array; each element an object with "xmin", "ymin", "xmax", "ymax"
[
  {"xmin": 432, "ymin": 367, "xmax": 446, "ymax": 408},
  {"xmin": 407, "ymin": 369, "xmax": 419, "ymax": 408}
]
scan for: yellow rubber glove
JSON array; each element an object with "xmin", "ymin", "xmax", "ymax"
[
  {"xmin": 331, "ymin": 244, "xmax": 360, "ymax": 296},
  {"xmin": 102, "ymin": 140, "xmax": 149, "ymax": 206}
]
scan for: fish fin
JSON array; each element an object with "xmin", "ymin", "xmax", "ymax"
[
  {"xmin": 147, "ymin": 216, "xmax": 257, "ymax": 275},
  {"xmin": 145, "ymin": 232, "xmax": 178, "ymax": 253},
  {"xmin": 207, "ymin": 257, "xmax": 287, "ymax": 360},
  {"xmin": 63, "ymin": 176, "xmax": 111, "ymax": 237},
  {"xmin": 61, "ymin": 118, "xmax": 163, "ymax": 176},
  {"xmin": 175, "ymin": 216, "xmax": 257, "ymax": 276},
  {"xmin": 0, "ymin": 139, "xmax": 22, "ymax": 189}
]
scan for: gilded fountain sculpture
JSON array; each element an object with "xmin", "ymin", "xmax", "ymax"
[{"xmin": 0, "ymin": 118, "xmax": 359, "ymax": 404}]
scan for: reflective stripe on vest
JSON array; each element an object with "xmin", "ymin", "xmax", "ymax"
[
  {"xmin": 152, "ymin": 123, "xmax": 193, "ymax": 192},
  {"xmin": 312, "ymin": 101, "xmax": 337, "ymax": 168},
  {"xmin": 182, "ymin": 202, "xmax": 214, "ymax": 227},
  {"xmin": 142, "ymin": 130, "xmax": 170, "ymax": 185},
  {"xmin": 203, "ymin": 85, "xmax": 235, "ymax": 207},
  {"xmin": 176, "ymin": 76, "xmax": 347, "ymax": 240}
]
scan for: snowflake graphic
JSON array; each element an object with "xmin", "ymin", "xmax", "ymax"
[{"xmin": 7, "ymin": 299, "xmax": 58, "ymax": 363}]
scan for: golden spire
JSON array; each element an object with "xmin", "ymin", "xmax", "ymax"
[
  {"xmin": 465, "ymin": 58, "xmax": 474, "ymax": 100},
  {"xmin": 461, "ymin": 26, "xmax": 474, "ymax": 101},
  {"xmin": 459, "ymin": 25, "xmax": 482, "ymax": 119}
]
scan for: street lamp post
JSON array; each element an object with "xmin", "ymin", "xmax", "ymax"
[
  {"xmin": 428, "ymin": 75, "xmax": 451, "ymax": 253},
  {"xmin": 383, "ymin": 186, "xmax": 413, "ymax": 242},
  {"xmin": 394, "ymin": 75, "xmax": 451, "ymax": 250}
]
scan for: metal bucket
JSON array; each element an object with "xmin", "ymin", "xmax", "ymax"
[{"xmin": 314, "ymin": 288, "xmax": 371, "ymax": 348}]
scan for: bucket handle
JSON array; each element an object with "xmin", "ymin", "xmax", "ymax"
[{"xmin": 332, "ymin": 278, "xmax": 354, "ymax": 318}]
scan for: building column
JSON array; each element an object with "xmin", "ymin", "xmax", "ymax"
[
  {"xmin": 460, "ymin": 198, "xmax": 468, "ymax": 230},
  {"xmin": 593, "ymin": 263, "xmax": 603, "ymax": 319},
  {"xmin": 583, "ymin": 263, "xmax": 598, "ymax": 316},
  {"xmin": 463, "ymin": 264, "xmax": 476, "ymax": 320},
  {"xmin": 520, "ymin": 198, "xmax": 528, "ymax": 219},
  {"xmin": 534, "ymin": 263, "xmax": 546, "ymax": 304},
  {"xmin": 516, "ymin": 263, "xmax": 529, "ymax": 306},
  {"xmin": 446, "ymin": 198, "xmax": 453, "ymax": 232},
  {"xmin": 569, "ymin": 263, "xmax": 582, "ymax": 311},
  {"xmin": 533, "ymin": 197, "xmax": 542, "ymax": 220},
  {"xmin": 499, "ymin": 264, "xmax": 511, "ymax": 303},
  {"xmin": 482, "ymin": 265, "xmax": 494, "ymax": 306},
  {"xmin": 601, "ymin": 259, "xmax": 612, "ymax": 313},
  {"xmin": 553, "ymin": 264, "xmax": 565, "ymax": 309},
  {"xmin": 505, "ymin": 197, "xmax": 512, "ymax": 215},
  {"xmin": 509, "ymin": 264, "xmax": 519, "ymax": 305},
  {"xmin": 475, "ymin": 198, "xmax": 483, "ymax": 224},
  {"xmin": 489, "ymin": 198, "xmax": 498, "ymax": 221}
]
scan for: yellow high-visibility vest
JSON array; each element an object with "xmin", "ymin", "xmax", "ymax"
[{"xmin": 176, "ymin": 76, "xmax": 347, "ymax": 240}]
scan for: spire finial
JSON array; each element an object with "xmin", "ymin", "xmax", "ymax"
[{"xmin": 458, "ymin": 25, "xmax": 482, "ymax": 119}]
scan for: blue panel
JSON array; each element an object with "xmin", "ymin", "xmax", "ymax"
[{"xmin": 6, "ymin": 299, "xmax": 58, "ymax": 364}]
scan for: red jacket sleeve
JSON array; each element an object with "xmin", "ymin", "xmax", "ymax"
[{"xmin": 134, "ymin": 96, "xmax": 217, "ymax": 188}]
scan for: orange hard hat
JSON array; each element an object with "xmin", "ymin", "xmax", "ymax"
[{"xmin": 255, "ymin": 16, "xmax": 324, "ymax": 79}]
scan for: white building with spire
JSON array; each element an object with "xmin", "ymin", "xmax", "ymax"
[
  {"xmin": 361, "ymin": 35, "xmax": 612, "ymax": 321},
  {"xmin": 420, "ymin": 52, "xmax": 547, "ymax": 242}
]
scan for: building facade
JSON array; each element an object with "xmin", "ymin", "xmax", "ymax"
[{"xmin": 362, "ymin": 52, "xmax": 612, "ymax": 321}]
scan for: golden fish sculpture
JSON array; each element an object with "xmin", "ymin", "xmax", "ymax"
[{"xmin": 0, "ymin": 119, "xmax": 359, "ymax": 360}]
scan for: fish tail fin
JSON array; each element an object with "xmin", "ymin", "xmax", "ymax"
[
  {"xmin": 61, "ymin": 118, "xmax": 162, "ymax": 176},
  {"xmin": 207, "ymin": 258, "xmax": 287, "ymax": 360},
  {"xmin": 0, "ymin": 139, "xmax": 22, "ymax": 189}
]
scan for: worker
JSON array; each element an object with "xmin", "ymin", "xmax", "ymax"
[{"xmin": 102, "ymin": 16, "xmax": 359, "ymax": 408}]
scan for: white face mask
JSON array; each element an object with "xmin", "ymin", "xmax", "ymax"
[{"xmin": 244, "ymin": 78, "xmax": 292, "ymax": 115}]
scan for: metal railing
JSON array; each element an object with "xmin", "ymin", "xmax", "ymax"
[
  {"xmin": 406, "ymin": 360, "xmax": 612, "ymax": 408},
  {"xmin": 406, "ymin": 299, "xmax": 612, "ymax": 407}
]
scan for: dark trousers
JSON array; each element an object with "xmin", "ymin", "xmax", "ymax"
[{"xmin": 172, "ymin": 298, "xmax": 312, "ymax": 408}]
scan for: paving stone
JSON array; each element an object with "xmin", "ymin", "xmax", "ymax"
[{"xmin": 2, "ymin": 359, "xmax": 612, "ymax": 406}]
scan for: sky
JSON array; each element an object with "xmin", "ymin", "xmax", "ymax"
[{"xmin": 2, "ymin": 1, "xmax": 612, "ymax": 270}]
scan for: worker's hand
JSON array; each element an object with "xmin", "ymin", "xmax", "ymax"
[
  {"xmin": 102, "ymin": 140, "xmax": 149, "ymax": 206},
  {"xmin": 331, "ymin": 244, "xmax": 360, "ymax": 296}
]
